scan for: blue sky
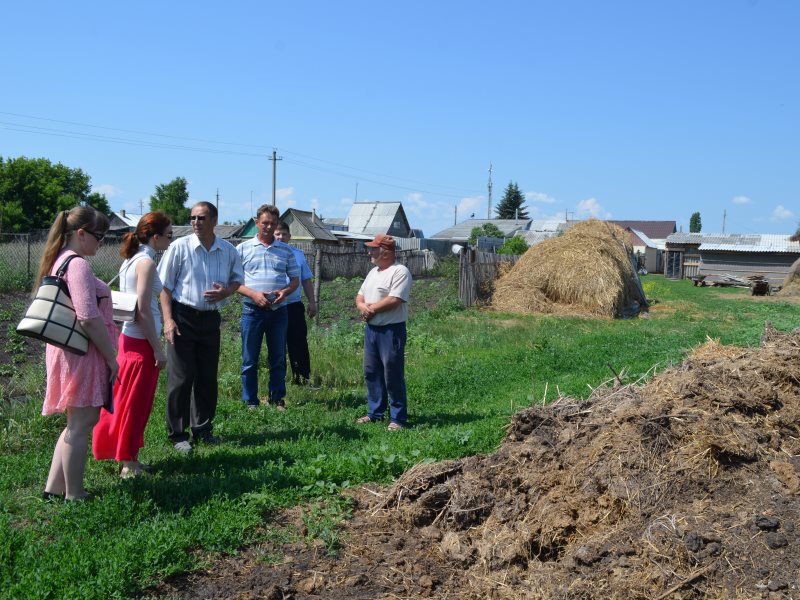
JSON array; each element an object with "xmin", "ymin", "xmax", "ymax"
[{"xmin": 2, "ymin": 0, "xmax": 798, "ymax": 236}]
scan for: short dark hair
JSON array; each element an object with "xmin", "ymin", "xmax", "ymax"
[
  {"xmin": 276, "ymin": 221, "xmax": 290, "ymax": 234},
  {"xmin": 256, "ymin": 204, "xmax": 280, "ymax": 220},
  {"xmin": 193, "ymin": 201, "xmax": 218, "ymax": 220}
]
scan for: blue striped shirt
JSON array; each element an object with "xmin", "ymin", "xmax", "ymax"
[
  {"xmin": 158, "ymin": 234, "xmax": 244, "ymax": 311},
  {"xmin": 237, "ymin": 237, "xmax": 299, "ymax": 310},
  {"xmin": 285, "ymin": 246, "xmax": 313, "ymax": 305}
]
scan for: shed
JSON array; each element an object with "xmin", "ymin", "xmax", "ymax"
[
  {"xmin": 280, "ymin": 208, "xmax": 339, "ymax": 245},
  {"xmin": 665, "ymin": 232, "xmax": 800, "ymax": 287},
  {"xmin": 108, "ymin": 210, "xmax": 142, "ymax": 234},
  {"xmin": 629, "ymin": 228, "xmax": 665, "ymax": 274}
]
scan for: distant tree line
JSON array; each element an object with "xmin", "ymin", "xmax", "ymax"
[{"xmin": 0, "ymin": 155, "xmax": 192, "ymax": 232}]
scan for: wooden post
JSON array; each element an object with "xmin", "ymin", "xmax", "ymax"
[{"xmin": 313, "ymin": 247, "xmax": 322, "ymax": 325}]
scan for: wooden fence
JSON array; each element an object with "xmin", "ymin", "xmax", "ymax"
[{"xmin": 458, "ymin": 249, "xmax": 520, "ymax": 307}]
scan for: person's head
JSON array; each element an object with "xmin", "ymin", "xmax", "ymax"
[
  {"xmin": 255, "ymin": 204, "xmax": 280, "ymax": 242},
  {"xmin": 120, "ymin": 211, "xmax": 173, "ymax": 259},
  {"xmin": 190, "ymin": 202, "xmax": 217, "ymax": 240},
  {"xmin": 274, "ymin": 221, "xmax": 291, "ymax": 243},
  {"xmin": 36, "ymin": 205, "xmax": 110, "ymax": 288},
  {"xmin": 364, "ymin": 234, "xmax": 396, "ymax": 267}
]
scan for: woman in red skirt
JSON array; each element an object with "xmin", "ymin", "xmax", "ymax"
[{"xmin": 93, "ymin": 212, "xmax": 172, "ymax": 477}]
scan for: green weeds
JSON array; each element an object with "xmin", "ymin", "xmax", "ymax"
[{"xmin": 0, "ymin": 275, "xmax": 797, "ymax": 598}]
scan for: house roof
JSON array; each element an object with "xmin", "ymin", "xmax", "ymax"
[
  {"xmin": 429, "ymin": 218, "xmax": 533, "ymax": 241},
  {"xmin": 171, "ymin": 225, "xmax": 244, "ymax": 240},
  {"xmin": 345, "ymin": 202, "xmax": 411, "ymax": 235},
  {"xmin": 630, "ymin": 229, "xmax": 665, "ymax": 250},
  {"xmin": 109, "ymin": 211, "xmax": 142, "ymax": 230},
  {"xmin": 608, "ymin": 220, "xmax": 676, "ymax": 240},
  {"xmin": 281, "ymin": 209, "xmax": 339, "ymax": 242},
  {"xmin": 666, "ymin": 232, "xmax": 800, "ymax": 253}
]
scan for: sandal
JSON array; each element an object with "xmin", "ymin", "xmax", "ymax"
[
  {"xmin": 356, "ymin": 415, "xmax": 379, "ymax": 424},
  {"xmin": 387, "ymin": 422, "xmax": 406, "ymax": 431}
]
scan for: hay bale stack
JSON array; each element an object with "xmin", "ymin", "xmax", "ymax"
[
  {"xmin": 492, "ymin": 219, "xmax": 643, "ymax": 317},
  {"xmin": 777, "ymin": 256, "xmax": 800, "ymax": 296}
]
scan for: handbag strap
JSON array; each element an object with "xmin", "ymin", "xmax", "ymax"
[{"xmin": 55, "ymin": 254, "xmax": 82, "ymax": 278}]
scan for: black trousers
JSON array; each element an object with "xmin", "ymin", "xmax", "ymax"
[
  {"xmin": 286, "ymin": 301, "xmax": 311, "ymax": 383},
  {"xmin": 166, "ymin": 302, "xmax": 221, "ymax": 442}
]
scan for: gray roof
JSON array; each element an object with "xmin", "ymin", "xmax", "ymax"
[
  {"xmin": 345, "ymin": 202, "xmax": 410, "ymax": 235},
  {"xmin": 282, "ymin": 209, "xmax": 338, "ymax": 242},
  {"xmin": 172, "ymin": 225, "xmax": 243, "ymax": 240},
  {"xmin": 666, "ymin": 232, "xmax": 800, "ymax": 253},
  {"xmin": 429, "ymin": 218, "xmax": 533, "ymax": 241}
]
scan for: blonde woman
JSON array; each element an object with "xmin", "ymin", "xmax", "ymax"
[
  {"xmin": 93, "ymin": 212, "xmax": 172, "ymax": 477},
  {"xmin": 38, "ymin": 206, "xmax": 118, "ymax": 501}
]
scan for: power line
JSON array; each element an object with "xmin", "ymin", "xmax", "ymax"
[{"xmin": 1, "ymin": 111, "xmax": 481, "ymax": 200}]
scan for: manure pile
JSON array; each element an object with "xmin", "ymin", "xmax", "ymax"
[
  {"xmin": 153, "ymin": 328, "xmax": 800, "ymax": 600},
  {"xmin": 492, "ymin": 219, "xmax": 646, "ymax": 318}
]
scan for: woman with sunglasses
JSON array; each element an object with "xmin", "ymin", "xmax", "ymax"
[
  {"xmin": 37, "ymin": 206, "xmax": 119, "ymax": 501},
  {"xmin": 93, "ymin": 211, "xmax": 173, "ymax": 478}
]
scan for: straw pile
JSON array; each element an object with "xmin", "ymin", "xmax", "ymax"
[
  {"xmin": 492, "ymin": 219, "xmax": 643, "ymax": 318},
  {"xmin": 777, "ymin": 256, "xmax": 800, "ymax": 297}
]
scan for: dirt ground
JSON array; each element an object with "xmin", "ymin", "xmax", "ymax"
[{"xmin": 149, "ymin": 325, "xmax": 800, "ymax": 599}]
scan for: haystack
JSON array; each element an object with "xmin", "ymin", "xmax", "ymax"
[
  {"xmin": 777, "ymin": 256, "xmax": 800, "ymax": 297},
  {"xmin": 492, "ymin": 219, "xmax": 647, "ymax": 318}
]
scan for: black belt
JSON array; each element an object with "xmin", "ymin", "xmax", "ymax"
[{"xmin": 173, "ymin": 301, "xmax": 216, "ymax": 317}]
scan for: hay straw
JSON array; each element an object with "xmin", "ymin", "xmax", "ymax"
[{"xmin": 491, "ymin": 219, "xmax": 641, "ymax": 318}]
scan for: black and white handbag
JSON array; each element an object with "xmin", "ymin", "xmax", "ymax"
[{"xmin": 16, "ymin": 255, "xmax": 90, "ymax": 355}]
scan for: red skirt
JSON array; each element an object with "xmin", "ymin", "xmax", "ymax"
[{"xmin": 92, "ymin": 334, "xmax": 159, "ymax": 461}]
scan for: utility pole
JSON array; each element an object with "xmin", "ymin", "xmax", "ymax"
[
  {"xmin": 270, "ymin": 149, "xmax": 283, "ymax": 207},
  {"xmin": 216, "ymin": 188, "xmax": 220, "ymax": 212},
  {"xmin": 722, "ymin": 209, "xmax": 726, "ymax": 234},
  {"xmin": 355, "ymin": 182, "xmax": 359, "ymax": 202},
  {"xmin": 454, "ymin": 204, "xmax": 457, "ymax": 225},
  {"xmin": 487, "ymin": 162, "xmax": 493, "ymax": 219}
]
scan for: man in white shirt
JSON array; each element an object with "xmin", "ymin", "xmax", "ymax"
[
  {"xmin": 354, "ymin": 234, "xmax": 412, "ymax": 431},
  {"xmin": 158, "ymin": 202, "xmax": 244, "ymax": 452}
]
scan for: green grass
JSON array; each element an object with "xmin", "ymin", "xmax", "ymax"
[{"xmin": 1, "ymin": 274, "xmax": 798, "ymax": 598}]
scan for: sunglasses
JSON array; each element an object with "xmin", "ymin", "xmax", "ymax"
[
  {"xmin": 190, "ymin": 215, "xmax": 207, "ymax": 222},
  {"xmin": 83, "ymin": 229, "xmax": 105, "ymax": 242}
]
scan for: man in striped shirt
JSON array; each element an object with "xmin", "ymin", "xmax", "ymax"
[{"xmin": 236, "ymin": 204, "xmax": 299, "ymax": 410}]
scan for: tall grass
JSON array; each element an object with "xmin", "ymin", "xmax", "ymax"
[{"xmin": 1, "ymin": 275, "xmax": 798, "ymax": 598}]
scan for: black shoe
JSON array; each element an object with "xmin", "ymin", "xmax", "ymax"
[
  {"xmin": 41, "ymin": 491, "xmax": 64, "ymax": 501},
  {"xmin": 195, "ymin": 434, "xmax": 221, "ymax": 445}
]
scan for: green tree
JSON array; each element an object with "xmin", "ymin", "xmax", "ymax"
[
  {"xmin": 497, "ymin": 236, "xmax": 529, "ymax": 255},
  {"xmin": 150, "ymin": 177, "xmax": 191, "ymax": 224},
  {"xmin": 494, "ymin": 181, "xmax": 529, "ymax": 219},
  {"xmin": 468, "ymin": 222, "xmax": 505, "ymax": 245},
  {"xmin": 689, "ymin": 211, "xmax": 702, "ymax": 233},
  {"xmin": 0, "ymin": 155, "xmax": 110, "ymax": 232}
]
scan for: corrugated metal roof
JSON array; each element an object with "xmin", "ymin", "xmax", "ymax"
[
  {"xmin": 172, "ymin": 225, "xmax": 243, "ymax": 240},
  {"xmin": 429, "ymin": 218, "xmax": 532, "ymax": 241},
  {"xmin": 517, "ymin": 230, "xmax": 561, "ymax": 246},
  {"xmin": 666, "ymin": 232, "xmax": 800, "ymax": 253},
  {"xmin": 345, "ymin": 202, "xmax": 409, "ymax": 235}
]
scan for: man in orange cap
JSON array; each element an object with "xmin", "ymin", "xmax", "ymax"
[{"xmin": 355, "ymin": 234, "xmax": 412, "ymax": 431}]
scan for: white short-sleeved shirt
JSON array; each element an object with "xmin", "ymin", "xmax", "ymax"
[
  {"xmin": 158, "ymin": 234, "xmax": 244, "ymax": 311},
  {"xmin": 358, "ymin": 262, "xmax": 412, "ymax": 326}
]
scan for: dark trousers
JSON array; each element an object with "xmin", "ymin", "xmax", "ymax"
[
  {"xmin": 286, "ymin": 301, "xmax": 311, "ymax": 383},
  {"xmin": 364, "ymin": 322, "xmax": 407, "ymax": 425},
  {"xmin": 166, "ymin": 302, "xmax": 221, "ymax": 442}
]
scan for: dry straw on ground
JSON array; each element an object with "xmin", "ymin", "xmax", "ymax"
[{"xmin": 492, "ymin": 219, "xmax": 645, "ymax": 318}]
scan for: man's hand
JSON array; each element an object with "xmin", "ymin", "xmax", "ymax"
[
  {"xmin": 203, "ymin": 282, "xmax": 227, "ymax": 304},
  {"xmin": 163, "ymin": 318, "xmax": 180, "ymax": 345},
  {"xmin": 307, "ymin": 301, "xmax": 318, "ymax": 318}
]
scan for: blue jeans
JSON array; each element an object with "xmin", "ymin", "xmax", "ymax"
[
  {"xmin": 241, "ymin": 303, "xmax": 288, "ymax": 406},
  {"xmin": 364, "ymin": 322, "xmax": 407, "ymax": 425}
]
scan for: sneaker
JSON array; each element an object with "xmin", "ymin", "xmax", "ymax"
[{"xmin": 173, "ymin": 441, "xmax": 193, "ymax": 454}]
